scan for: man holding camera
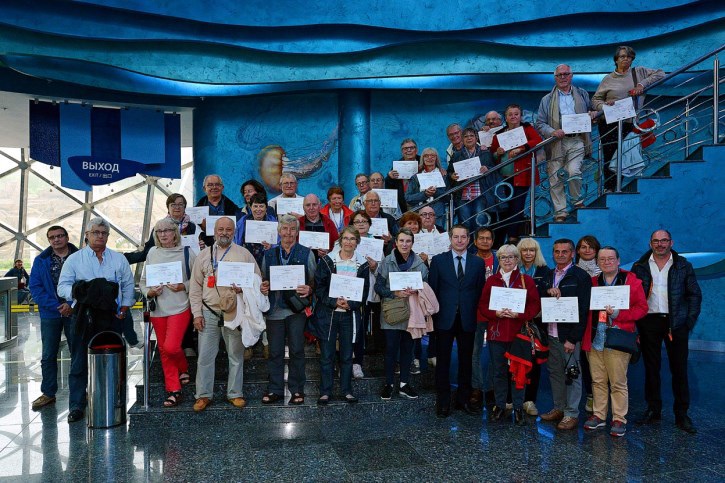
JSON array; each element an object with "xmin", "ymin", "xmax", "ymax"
[{"xmin": 539, "ymin": 239, "xmax": 592, "ymax": 430}]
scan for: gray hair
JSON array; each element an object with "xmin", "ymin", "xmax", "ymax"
[
  {"xmin": 554, "ymin": 63, "xmax": 571, "ymax": 75},
  {"xmin": 277, "ymin": 213, "xmax": 300, "ymax": 232},
  {"xmin": 400, "ymin": 138, "xmax": 417, "ymax": 148},
  {"xmin": 419, "ymin": 147, "xmax": 441, "ymax": 171},
  {"xmin": 362, "ymin": 190, "xmax": 380, "ymax": 203},
  {"xmin": 85, "ymin": 217, "xmax": 110, "ymax": 233},
  {"xmin": 152, "ymin": 218, "xmax": 181, "ymax": 247},
  {"xmin": 202, "ymin": 174, "xmax": 223, "ymax": 187},
  {"xmin": 279, "ymin": 173, "xmax": 297, "ymax": 184},
  {"xmin": 497, "ymin": 244, "xmax": 520, "ymax": 261},
  {"xmin": 446, "ymin": 123, "xmax": 461, "ymax": 134}
]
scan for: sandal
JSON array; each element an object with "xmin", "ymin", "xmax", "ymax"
[
  {"xmin": 289, "ymin": 393, "xmax": 305, "ymax": 405},
  {"xmin": 317, "ymin": 395, "xmax": 330, "ymax": 406},
  {"xmin": 163, "ymin": 391, "xmax": 182, "ymax": 408},
  {"xmin": 179, "ymin": 372, "xmax": 191, "ymax": 385},
  {"xmin": 261, "ymin": 393, "xmax": 283, "ymax": 404}
]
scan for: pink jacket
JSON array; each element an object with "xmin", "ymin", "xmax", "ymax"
[{"xmin": 407, "ymin": 282, "xmax": 439, "ymax": 339}]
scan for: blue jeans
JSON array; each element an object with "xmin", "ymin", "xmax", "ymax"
[
  {"xmin": 320, "ymin": 312, "xmax": 354, "ymax": 396},
  {"xmin": 456, "ymin": 196, "xmax": 485, "ymax": 233},
  {"xmin": 40, "ymin": 317, "xmax": 73, "ymax": 398},
  {"xmin": 123, "ymin": 310, "xmax": 139, "ymax": 346}
]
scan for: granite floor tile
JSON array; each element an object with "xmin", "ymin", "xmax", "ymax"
[
  {"xmin": 246, "ymin": 421, "xmax": 326, "ymax": 449},
  {"xmin": 333, "ymin": 437, "xmax": 428, "ymax": 474},
  {"xmin": 640, "ymin": 467, "xmax": 723, "ymax": 482}
]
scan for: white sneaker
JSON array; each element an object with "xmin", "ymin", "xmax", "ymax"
[
  {"xmin": 410, "ymin": 359, "xmax": 421, "ymax": 375},
  {"xmin": 352, "ymin": 364, "xmax": 364, "ymax": 379},
  {"xmin": 585, "ymin": 396, "xmax": 593, "ymax": 413},
  {"xmin": 427, "ymin": 357, "xmax": 436, "ymax": 368},
  {"xmin": 523, "ymin": 401, "xmax": 538, "ymax": 416}
]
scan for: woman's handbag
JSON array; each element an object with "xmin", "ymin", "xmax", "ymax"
[
  {"xmin": 382, "ymin": 297, "xmax": 410, "ymax": 326},
  {"xmin": 604, "ymin": 326, "xmax": 639, "ymax": 354},
  {"xmin": 282, "ymin": 290, "xmax": 312, "ymax": 314}
]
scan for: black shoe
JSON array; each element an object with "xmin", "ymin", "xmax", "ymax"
[
  {"xmin": 489, "ymin": 405, "xmax": 504, "ymax": 422},
  {"xmin": 635, "ymin": 408, "xmax": 662, "ymax": 425},
  {"xmin": 454, "ymin": 401, "xmax": 482, "ymax": 415},
  {"xmin": 380, "ymin": 384, "xmax": 394, "ymax": 401},
  {"xmin": 398, "ymin": 384, "xmax": 418, "ymax": 400},
  {"xmin": 67, "ymin": 409, "xmax": 84, "ymax": 423},
  {"xmin": 514, "ymin": 408, "xmax": 527, "ymax": 426},
  {"xmin": 436, "ymin": 403, "xmax": 451, "ymax": 418},
  {"xmin": 676, "ymin": 415, "xmax": 697, "ymax": 434}
]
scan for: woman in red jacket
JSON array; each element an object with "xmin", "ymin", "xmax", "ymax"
[
  {"xmin": 478, "ymin": 244, "xmax": 541, "ymax": 425},
  {"xmin": 490, "ymin": 104, "xmax": 543, "ymax": 244},
  {"xmin": 582, "ymin": 246, "xmax": 648, "ymax": 437}
]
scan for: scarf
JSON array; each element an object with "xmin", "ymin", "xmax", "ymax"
[
  {"xmin": 167, "ymin": 214, "xmax": 190, "ymax": 234},
  {"xmin": 394, "ymin": 249, "xmax": 416, "ymax": 271},
  {"xmin": 544, "ymin": 86, "xmax": 593, "ymax": 161}
]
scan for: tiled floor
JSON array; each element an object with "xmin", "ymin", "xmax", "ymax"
[{"xmin": 1, "ymin": 311, "xmax": 723, "ymax": 482}]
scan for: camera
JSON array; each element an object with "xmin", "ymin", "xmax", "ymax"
[{"xmin": 565, "ymin": 361, "xmax": 580, "ymax": 386}]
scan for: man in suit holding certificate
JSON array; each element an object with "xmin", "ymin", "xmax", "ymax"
[{"xmin": 428, "ymin": 225, "xmax": 486, "ymax": 417}]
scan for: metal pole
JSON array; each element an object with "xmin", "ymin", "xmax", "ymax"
[
  {"xmin": 714, "ymin": 57, "xmax": 720, "ymax": 144},
  {"xmin": 616, "ymin": 119, "xmax": 623, "ymax": 193},
  {"xmin": 448, "ymin": 196, "xmax": 455, "ymax": 231},
  {"xmin": 143, "ymin": 300, "xmax": 150, "ymax": 411},
  {"xmin": 685, "ymin": 99, "xmax": 691, "ymax": 158},
  {"xmin": 598, "ymin": 141, "xmax": 604, "ymax": 197},
  {"xmin": 529, "ymin": 153, "xmax": 536, "ymax": 235}
]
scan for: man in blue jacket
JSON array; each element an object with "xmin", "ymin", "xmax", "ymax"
[
  {"xmin": 632, "ymin": 229, "xmax": 702, "ymax": 434},
  {"xmin": 28, "ymin": 225, "xmax": 78, "ymax": 411}
]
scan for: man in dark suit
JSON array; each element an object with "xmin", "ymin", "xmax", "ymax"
[{"xmin": 428, "ymin": 225, "xmax": 486, "ymax": 417}]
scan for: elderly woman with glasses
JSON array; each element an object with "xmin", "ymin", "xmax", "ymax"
[
  {"xmin": 406, "ymin": 147, "xmax": 449, "ymax": 228},
  {"xmin": 140, "ymin": 218, "xmax": 197, "ymax": 407},
  {"xmin": 478, "ymin": 244, "xmax": 541, "ymax": 425}
]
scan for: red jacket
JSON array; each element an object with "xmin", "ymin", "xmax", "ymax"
[
  {"xmin": 582, "ymin": 270, "xmax": 649, "ymax": 352},
  {"xmin": 297, "ymin": 214, "xmax": 339, "ymax": 251},
  {"xmin": 490, "ymin": 123, "xmax": 543, "ymax": 187},
  {"xmin": 478, "ymin": 268, "xmax": 542, "ymax": 342},
  {"xmin": 320, "ymin": 204, "xmax": 353, "ymax": 232}
]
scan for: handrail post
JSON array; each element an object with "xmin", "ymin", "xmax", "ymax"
[
  {"xmin": 616, "ymin": 119, "xmax": 623, "ymax": 193},
  {"xmin": 714, "ymin": 57, "xmax": 720, "ymax": 144},
  {"xmin": 142, "ymin": 297, "xmax": 150, "ymax": 411},
  {"xmin": 685, "ymin": 99, "xmax": 691, "ymax": 157},
  {"xmin": 529, "ymin": 152, "xmax": 536, "ymax": 236},
  {"xmin": 448, "ymin": 196, "xmax": 455, "ymax": 230},
  {"xmin": 598, "ymin": 141, "xmax": 604, "ymax": 197}
]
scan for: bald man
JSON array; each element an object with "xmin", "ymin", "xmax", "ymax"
[{"xmin": 298, "ymin": 193, "xmax": 339, "ymax": 257}]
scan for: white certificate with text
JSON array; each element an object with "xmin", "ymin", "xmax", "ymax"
[
  {"xmin": 453, "ymin": 156, "xmax": 481, "ymax": 181},
  {"xmin": 372, "ymin": 189, "xmax": 398, "ymax": 208},
  {"xmin": 414, "ymin": 232, "xmax": 450, "ymax": 257},
  {"xmin": 603, "ymin": 97, "xmax": 636, "ymax": 124},
  {"xmin": 181, "ymin": 235, "xmax": 200, "ymax": 255},
  {"xmin": 541, "ymin": 297, "xmax": 580, "ymax": 323},
  {"xmin": 392, "ymin": 161, "xmax": 418, "ymax": 180},
  {"xmin": 269, "ymin": 265, "xmax": 306, "ymax": 291},
  {"xmin": 368, "ymin": 217, "xmax": 389, "ymax": 237},
  {"xmin": 206, "ymin": 215, "xmax": 236, "ymax": 234},
  {"xmin": 329, "ymin": 274, "xmax": 365, "ymax": 302},
  {"xmin": 276, "ymin": 197, "xmax": 304, "ymax": 215},
  {"xmin": 488, "ymin": 286, "xmax": 527, "ymax": 313},
  {"xmin": 245, "ymin": 220, "xmax": 278, "ymax": 245},
  {"xmin": 416, "ymin": 171, "xmax": 446, "ymax": 189},
  {"xmin": 298, "ymin": 231, "xmax": 330, "ymax": 250},
  {"xmin": 478, "ymin": 125, "xmax": 504, "ymax": 148},
  {"xmin": 496, "ymin": 126, "xmax": 529, "ymax": 152},
  {"xmin": 562, "ymin": 113, "xmax": 592, "ymax": 134},
  {"xmin": 185, "ymin": 206, "xmax": 209, "ymax": 225},
  {"xmin": 357, "ymin": 237, "xmax": 384, "ymax": 261},
  {"xmin": 590, "ymin": 286, "xmax": 630, "ymax": 310},
  {"xmin": 216, "ymin": 261, "xmax": 256, "ymax": 288},
  {"xmin": 145, "ymin": 261, "xmax": 183, "ymax": 286},
  {"xmin": 389, "ymin": 271, "xmax": 423, "ymax": 291}
]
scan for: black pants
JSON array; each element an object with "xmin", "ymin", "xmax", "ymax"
[
  {"xmin": 435, "ymin": 314, "xmax": 474, "ymax": 406},
  {"xmin": 598, "ymin": 117, "xmax": 634, "ymax": 192},
  {"xmin": 637, "ymin": 314, "xmax": 690, "ymax": 414},
  {"xmin": 364, "ymin": 301, "xmax": 384, "ymax": 355}
]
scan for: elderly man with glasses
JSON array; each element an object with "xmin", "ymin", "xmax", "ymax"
[
  {"xmin": 269, "ymin": 173, "xmax": 304, "ymax": 217},
  {"xmin": 196, "ymin": 174, "xmax": 240, "ymax": 247},
  {"xmin": 349, "ymin": 173, "xmax": 371, "ymax": 212}
]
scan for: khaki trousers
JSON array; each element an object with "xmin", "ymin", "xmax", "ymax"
[{"xmin": 587, "ymin": 349, "xmax": 631, "ymax": 423}]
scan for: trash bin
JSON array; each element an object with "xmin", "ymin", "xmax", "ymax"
[{"xmin": 87, "ymin": 331, "xmax": 127, "ymax": 428}]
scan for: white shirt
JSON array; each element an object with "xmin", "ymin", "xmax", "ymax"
[{"xmin": 647, "ymin": 254, "xmax": 673, "ymax": 313}]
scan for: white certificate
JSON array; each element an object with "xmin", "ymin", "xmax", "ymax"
[
  {"xmin": 392, "ymin": 161, "xmax": 419, "ymax": 180},
  {"xmin": 329, "ymin": 274, "xmax": 365, "ymax": 302},
  {"xmin": 496, "ymin": 126, "xmax": 529, "ymax": 152},
  {"xmin": 372, "ymin": 189, "xmax": 398, "ymax": 209},
  {"xmin": 181, "ymin": 235, "xmax": 200, "ymax": 255},
  {"xmin": 590, "ymin": 286, "xmax": 630, "ymax": 310},
  {"xmin": 478, "ymin": 125, "xmax": 504, "ymax": 148},
  {"xmin": 453, "ymin": 156, "xmax": 481, "ymax": 181},
  {"xmin": 603, "ymin": 97, "xmax": 636, "ymax": 124},
  {"xmin": 145, "ymin": 261, "xmax": 183, "ymax": 286},
  {"xmin": 206, "ymin": 215, "xmax": 235, "ymax": 234},
  {"xmin": 216, "ymin": 261, "xmax": 256, "ymax": 288},
  {"xmin": 414, "ymin": 232, "xmax": 450, "ymax": 257},
  {"xmin": 562, "ymin": 113, "xmax": 592, "ymax": 134},
  {"xmin": 416, "ymin": 171, "xmax": 446, "ymax": 189},
  {"xmin": 541, "ymin": 297, "xmax": 580, "ymax": 323},
  {"xmin": 185, "ymin": 206, "xmax": 209, "ymax": 225},
  {"xmin": 368, "ymin": 217, "xmax": 389, "ymax": 237},
  {"xmin": 276, "ymin": 197, "xmax": 304, "ymax": 215},
  {"xmin": 298, "ymin": 231, "xmax": 330, "ymax": 250},
  {"xmin": 488, "ymin": 286, "xmax": 527, "ymax": 313},
  {"xmin": 245, "ymin": 220, "xmax": 278, "ymax": 245},
  {"xmin": 356, "ymin": 237, "xmax": 384, "ymax": 261},
  {"xmin": 269, "ymin": 265, "xmax": 305, "ymax": 291},
  {"xmin": 389, "ymin": 271, "xmax": 423, "ymax": 291}
]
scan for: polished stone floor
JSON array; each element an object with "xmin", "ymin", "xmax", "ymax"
[{"xmin": 1, "ymin": 312, "xmax": 723, "ymax": 482}]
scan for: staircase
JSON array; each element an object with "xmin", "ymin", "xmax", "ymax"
[{"xmin": 128, "ymin": 342, "xmax": 436, "ymax": 428}]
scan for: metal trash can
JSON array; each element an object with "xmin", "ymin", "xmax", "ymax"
[{"xmin": 87, "ymin": 331, "xmax": 127, "ymax": 428}]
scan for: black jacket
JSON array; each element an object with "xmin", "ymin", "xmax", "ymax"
[
  {"xmin": 540, "ymin": 264, "xmax": 592, "ymax": 344},
  {"xmin": 631, "ymin": 249, "xmax": 702, "ymax": 330},
  {"xmin": 72, "ymin": 278, "xmax": 120, "ymax": 342},
  {"xmin": 196, "ymin": 195, "xmax": 240, "ymax": 247}
]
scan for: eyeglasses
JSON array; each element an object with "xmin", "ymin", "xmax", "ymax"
[
  {"xmin": 353, "ymin": 220, "xmax": 369, "ymax": 225},
  {"xmin": 422, "ymin": 154, "xmax": 437, "ymax": 159},
  {"xmin": 356, "ymin": 180, "xmax": 369, "ymax": 186},
  {"xmin": 651, "ymin": 238, "xmax": 671, "ymax": 245},
  {"xmin": 156, "ymin": 229, "xmax": 176, "ymax": 235},
  {"xmin": 420, "ymin": 212, "xmax": 435, "ymax": 217},
  {"xmin": 168, "ymin": 203, "xmax": 186, "ymax": 209},
  {"xmin": 281, "ymin": 182, "xmax": 296, "ymax": 187},
  {"xmin": 499, "ymin": 255, "xmax": 517, "ymax": 261},
  {"xmin": 47, "ymin": 234, "xmax": 67, "ymax": 240},
  {"xmin": 555, "ymin": 72, "xmax": 572, "ymax": 78},
  {"xmin": 88, "ymin": 230, "xmax": 109, "ymax": 237},
  {"xmin": 598, "ymin": 257, "xmax": 618, "ymax": 263},
  {"xmin": 402, "ymin": 146, "xmax": 416, "ymax": 151},
  {"xmin": 341, "ymin": 237, "xmax": 358, "ymax": 242},
  {"xmin": 365, "ymin": 199, "xmax": 380, "ymax": 204},
  {"xmin": 205, "ymin": 183, "xmax": 222, "ymax": 188}
]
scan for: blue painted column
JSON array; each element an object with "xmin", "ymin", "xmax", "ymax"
[{"xmin": 338, "ymin": 91, "xmax": 370, "ymax": 201}]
